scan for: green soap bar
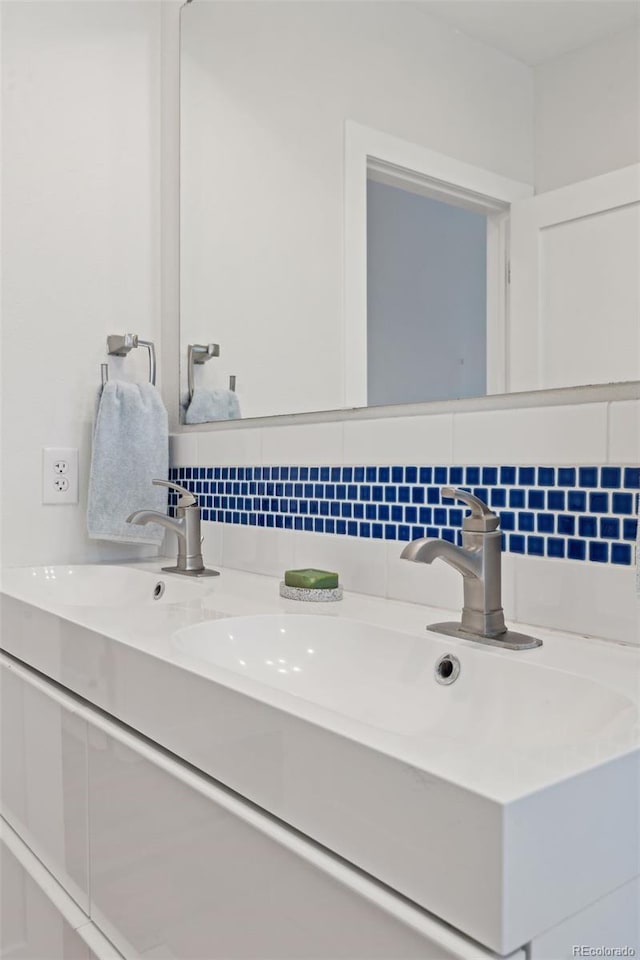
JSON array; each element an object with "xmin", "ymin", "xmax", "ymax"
[{"xmin": 284, "ymin": 568, "xmax": 339, "ymax": 590}]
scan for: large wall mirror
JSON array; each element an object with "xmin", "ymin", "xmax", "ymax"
[{"xmin": 180, "ymin": 0, "xmax": 640, "ymax": 424}]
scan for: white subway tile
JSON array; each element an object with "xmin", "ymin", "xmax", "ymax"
[
  {"xmin": 343, "ymin": 415, "xmax": 453, "ymax": 465},
  {"xmin": 197, "ymin": 428, "xmax": 262, "ymax": 466},
  {"xmin": 514, "ymin": 555, "xmax": 639, "ymax": 645},
  {"xmin": 169, "ymin": 433, "xmax": 198, "ymax": 467},
  {"xmin": 292, "ymin": 532, "xmax": 387, "ymax": 598},
  {"xmin": 608, "ymin": 401, "xmax": 640, "ymax": 464},
  {"xmin": 453, "ymin": 403, "xmax": 608, "ymax": 464},
  {"xmin": 261, "ymin": 423, "xmax": 343, "ymax": 465},
  {"xmin": 222, "ymin": 525, "xmax": 295, "ymax": 578},
  {"xmin": 200, "ymin": 521, "xmax": 224, "ymax": 568}
]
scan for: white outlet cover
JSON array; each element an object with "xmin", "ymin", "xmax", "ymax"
[{"xmin": 42, "ymin": 448, "xmax": 79, "ymax": 505}]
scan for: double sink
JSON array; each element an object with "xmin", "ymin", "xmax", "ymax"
[{"xmin": 1, "ymin": 562, "xmax": 638, "ymax": 954}]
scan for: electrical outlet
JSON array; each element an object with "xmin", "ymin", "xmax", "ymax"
[{"xmin": 43, "ymin": 448, "xmax": 78, "ymax": 504}]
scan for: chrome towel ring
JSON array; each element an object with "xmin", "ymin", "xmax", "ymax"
[{"xmin": 100, "ymin": 334, "xmax": 156, "ymax": 387}]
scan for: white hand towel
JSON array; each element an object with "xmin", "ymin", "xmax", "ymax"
[
  {"xmin": 87, "ymin": 381, "xmax": 168, "ymax": 544},
  {"xmin": 184, "ymin": 387, "xmax": 241, "ymax": 424}
]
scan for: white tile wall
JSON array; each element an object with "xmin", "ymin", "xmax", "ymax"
[
  {"xmin": 513, "ymin": 555, "xmax": 639, "ymax": 644},
  {"xmin": 197, "ymin": 428, "xmax": 262, "ymax": 466},
  {"xmin": 452, "ymin": 403, "xmax": 609, "ymax": 464},
  {"xmin": 262, "ymin": 423, "xmax": 343, "ymax": 466},
  {"xmin": 343, "ymin": 415, "xmax": 453, "ymax": 465},
  {"xmin": 168, "ymin": 434, "xmax": 198, "ymax": 467},
  {"xmin": 177, "ymin": 397, "xmax": 640, "ymax": 646},
  {"xmin": 608, "ymin": 400, "xmax": 640, "ymax": 464},
  {"xmin": 222, "ymin": 525, "xmax": 295, "ymax": 579},
  {"xmin": 292, "ymin": 532, "xmax": 388, "ymax": 598}
]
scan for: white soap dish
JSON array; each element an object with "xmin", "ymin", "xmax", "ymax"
[{"xmin": 279, "ymin": 582, "xmax": 343, "ymax": 602}]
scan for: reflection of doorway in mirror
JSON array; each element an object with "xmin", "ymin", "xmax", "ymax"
[
  {"xmin": 344, "ymin": 122, "xmax": 533, "ymax": 409},
  {"xmin": 367, "ymin": 180, "xmax": 488, "ymax": 406}
]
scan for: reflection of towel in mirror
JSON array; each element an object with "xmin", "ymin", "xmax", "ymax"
[
  {"xmin": 87, "ymin": 381, "xmax": 168, "ymax": 544},
  {"xmin": 185, "ymin": 387, "xmax": 241, "ymax": 424}
]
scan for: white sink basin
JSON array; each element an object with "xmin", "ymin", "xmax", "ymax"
[
  {"xmin": 0, "ymin": 565, "xmax": 209, "ymax": 608},
  {"xmin": 173, "ymin": 614, "xmax": 636, "ymax": 746}
]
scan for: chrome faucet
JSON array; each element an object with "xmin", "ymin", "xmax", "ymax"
[
  {"xmin": 401, "ymin": 487, "xmax": 540, "ymax": 650},
  {"xmin": 127, "ymin": 480, "xmax": 219, "ymax": 578}
]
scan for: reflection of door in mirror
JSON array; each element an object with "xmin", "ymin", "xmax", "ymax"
[
  {"xmin": 367, "ymin": 179, "xmax": 489, "ymax": 406},
  {"xmin": 367, "ymin": 161, "xmax": 640, "ymax": 404},
  {"xmin": 343, "ymin": 122, "xmax": 527, "ymax": 408},
  {"xmin": 510, "ymin": 165, "xmax": 640, "ymax": 393}
]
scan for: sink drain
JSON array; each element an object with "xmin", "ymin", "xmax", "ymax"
[
  {"xmin": 153, "ymin": 581, "xmax": 165, "ymax": 601},
  {"xmin": 434, "ymin": 653, "xmax": 460, "ymax": 685}
]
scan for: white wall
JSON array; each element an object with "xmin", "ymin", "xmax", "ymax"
[
  {"xmin": 534, "ymin": 27, "xmax": 640, "ymax": 192},
  {"xmin": 1, "ymin": 1, "xmax": 167, "ymax": 565},
  {"xmin": 181, "ymin": 1, "xmax": 533, "ymax": 419}
]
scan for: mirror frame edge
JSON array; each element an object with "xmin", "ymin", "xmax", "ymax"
[{"xmin": 172, "ymin": 381, "xmax": 640, "ymax": 434}]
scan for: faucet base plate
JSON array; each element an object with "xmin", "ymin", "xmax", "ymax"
[
  {"xmin": 427, "ymin": 621, "xmax": 542, "ymax": 650},
  {"xmin": 161, "ymin": 565, "xmax": 220, "ymax": 578}
]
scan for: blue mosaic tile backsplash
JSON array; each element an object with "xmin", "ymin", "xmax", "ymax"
[{"xmin": 168, "ymin": 464, "xmax": 640, "ymax": 566}]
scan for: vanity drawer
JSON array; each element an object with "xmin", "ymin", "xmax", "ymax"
[
  {"xmin": 0, "ymin": 657, "xmax": 90, "ymax": 912},
  {"xmin": 1, "ymin": 818, "xmax": 123, "ymax": 960},
  {"xmin": 86, "ymin": 715, "xmax": 516, "ymax": 960},
  {"xmin": 1, "ymin": 836, "xmax": 91, "ymax": 960}
]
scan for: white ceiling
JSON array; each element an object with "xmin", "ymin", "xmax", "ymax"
[{"xmin": 419, "ymin": 1, "xmax": 640, "ymax": 65}]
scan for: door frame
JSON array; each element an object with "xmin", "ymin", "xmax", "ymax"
[{"xmin": 343, "ymin": 121, "xmax": 532, "ymax": 407}]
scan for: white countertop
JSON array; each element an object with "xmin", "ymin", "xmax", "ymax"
[{"xmin": 2, "ymin": 560, "xmax": 638, "ymax": 804}]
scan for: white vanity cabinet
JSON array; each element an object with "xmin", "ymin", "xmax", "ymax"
[
  {"xmin": 86, "ymin": 715, "xmax": 513, "ymax": 960},
  {"xmin": 0, "ymin": 659, "xmax": 90, "ymax": 912},
  {"xmin": 8, "ymin": 640, "xmax": 636, "ymax": 960},
  {"xmin": 0, "ymin": 654, "xmax": 523, "ymax": 960}
]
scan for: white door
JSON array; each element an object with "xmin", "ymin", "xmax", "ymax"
[{"xmin": 509, "ymin": 164, "xmax": 640, "ymax": 392}]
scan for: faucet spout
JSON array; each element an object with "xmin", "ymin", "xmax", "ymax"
[
  {"xmin": 401, "ymin": 537, "xmax": 482, "ymax": 579},
  {"xmin": 126, "ymin": 510, "xmax": 186, "ymax": 539}
]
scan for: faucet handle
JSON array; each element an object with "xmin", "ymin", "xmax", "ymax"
[
  {"xmin": 442, "ymin": 487, "xmax": 500, "ymax": 532},
  {"xmin": 152, "ymin": 479, "xmax": 198, "ymax": 508}
]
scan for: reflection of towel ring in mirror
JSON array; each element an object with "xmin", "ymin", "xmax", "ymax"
[
  {"xmin": 188, "ymin": 343, "xmax": 220, "ymax": 403},
  {"xmin": 101, "ymin": 334, "xmax": 156, "ymax": 387}
]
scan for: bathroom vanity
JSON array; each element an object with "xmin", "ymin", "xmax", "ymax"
[{"xmin": 1, "ymin": 564, "xmax": 639, "ymax": 959}]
